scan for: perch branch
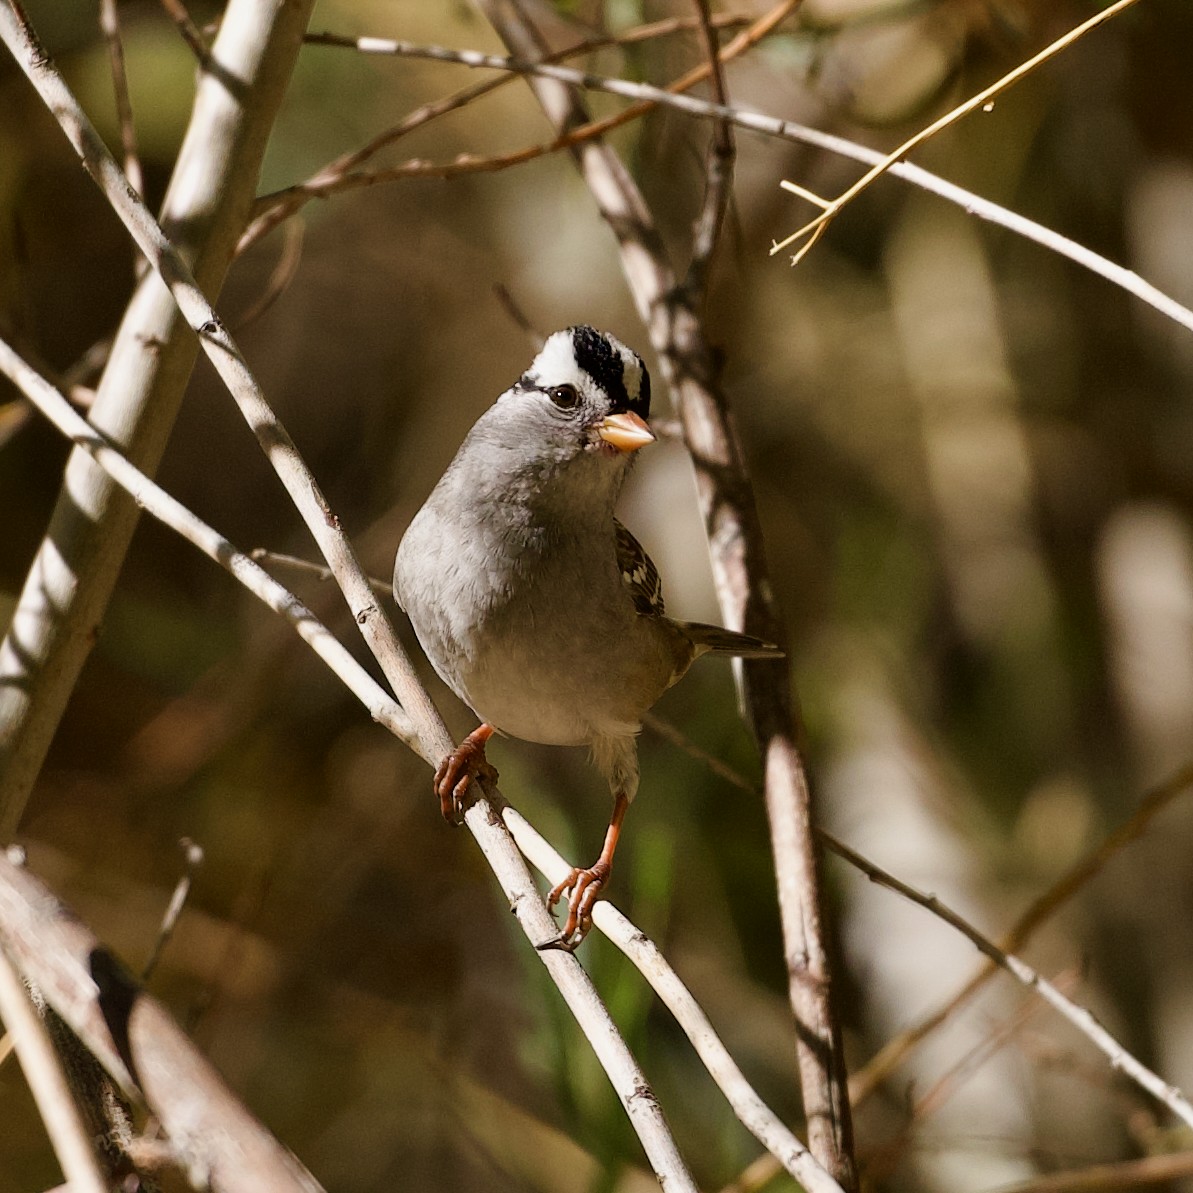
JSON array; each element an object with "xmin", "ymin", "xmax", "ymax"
[{"xmin": 504, "ymin": 801, "xmax": 845, "ymax": 1193}]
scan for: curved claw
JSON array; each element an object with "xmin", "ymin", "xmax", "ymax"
[
  {"xmin": 433, "ymin": 724, "xmax": 497, "ymax": 824},
  {"xmin": 546, "ymin": 861, "xmax": 611, "ymax": 948}
]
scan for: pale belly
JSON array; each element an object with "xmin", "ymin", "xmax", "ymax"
[{"xmin": 455, "ymin": 619, "xmax": 681, "ymax": 747}]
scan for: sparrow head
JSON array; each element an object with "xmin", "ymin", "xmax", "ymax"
[{"xmin": 500, "ymin": 325, "xmax": 654, "ymax": 462}]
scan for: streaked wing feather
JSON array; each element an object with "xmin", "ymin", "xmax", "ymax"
[{"xmin": 614, "ymin": 519, "xmax": 665, "ymax": 618}]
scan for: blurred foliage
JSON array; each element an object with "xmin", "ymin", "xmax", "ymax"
[{"xmin": 3, "ymin": 0, "xmax": 1193, "ymax": 1190}]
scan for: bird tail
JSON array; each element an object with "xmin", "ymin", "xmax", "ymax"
[{"xmin": 680, "ymin": 621, "xmax": 784, "ymax": 659}]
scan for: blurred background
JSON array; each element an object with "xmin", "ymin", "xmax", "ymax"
[{"xmin": 3, "ymin": 0, "xmax": 1193, "ymax": 1189}]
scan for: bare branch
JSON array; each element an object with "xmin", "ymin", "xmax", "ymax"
[
  {"xmin": 772, "ymin": 0, "xmax": 1146, "ymax": 261},
  {"xmin": 850, "ymin": 761, "xmax": 1193, "ymax": 1106},
  {"xmin": 157, "ymin": 0, "xmax": 211, "ymax": 67},
  {"xmin": 141, "ymin": 838, "xmax": 204, "ymax": 982},
  {"xmin": 98, "ymin": 0, "xmax": 143, "ymax": 199},
  {"xmin": 503, "ymin": 802, "xmax": 846, "ymax": 1193},
  {"xmin": 244, "ymin": 2, "xmax": 798, "ymax": 252},
  {"xmin": 684, "ymin": 0, "xmax": 739, "ymax": 300},
  {"xmin": 0, "ymin": 333, "xmax": 415, "ymax": 746}
]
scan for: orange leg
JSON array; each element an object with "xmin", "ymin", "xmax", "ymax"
[
  {"xmin": 546, "ymin": 791, "xmax": 629, "ymax": 948},
  {"xmin": 434, "ymin": 723, "xmax": 497, "ymax": 824}
]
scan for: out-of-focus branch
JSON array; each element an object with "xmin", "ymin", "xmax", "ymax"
[
  {"xmin": 826, "ymin": 834, "xmax": 1193, "ymax": 1129},
  {"xmin": 684, "ymin": 0, "xmax": 735, "ymax": 300},
  {"xmin": 0, "ymin": 0, "xmax": 316, "ymax": 840},
  {"xmin": 98, "ymin": 0, "xmax": 142, "ymax": 199},
  {"xmin": 850, "ymin": 761, "xmax": 1193, "ymax": 1106},
  {"xmin": 0, "ymin": 944, "xmax": 109, "ymax": 1193},
  {"xmin": 479, "ymin": 2, "xmax": 857, "ymax": 1187},
  {"xmin": 157, "ymin": 0, "xmax": 211, "ymax": 67},
  {"xmin": 0, "ymin": 24, "xmax": 697, "ymax": 1184},
  {"xmin": 0, "ymin": 852, "xmax": 324, "ymax": 1193}
]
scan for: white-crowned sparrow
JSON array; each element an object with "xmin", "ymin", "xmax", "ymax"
[{"xmin": 394, "ymin": 325, "xmax": 781, "ymax": 946}]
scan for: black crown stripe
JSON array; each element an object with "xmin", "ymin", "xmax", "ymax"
[{"xmin": 569, "ymin": 325, "xmax": 650, "ymax": 419}]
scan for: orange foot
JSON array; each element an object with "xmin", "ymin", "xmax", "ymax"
[
  {"xmin": 434, "ymin": 723, "xmax": 497, "ymax": 824},
  {"xmin": 546, "ymin": 860, "xmax": 611, "ymax": 949}
]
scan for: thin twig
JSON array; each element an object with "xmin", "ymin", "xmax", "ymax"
[
  {"xmin": 288, "ymin": 26, "xmax": 1193, "ymax": 337},
  {"xmin": 141, "ymin": 837, "xmax": 204, "ymax": 982},
  {"xmin": 157, "ymin": 0, "xmax": 210, "ymax": 66},
  {"xmin": 0, "ymin": 946, "xmax": 109, "ymax": 1193},
  {"xmin": 243, "ymin": 2, "xmax": 797, "ymax": 252},
  {"xmin": 824, "ymin": 831, "xmax": 1193, "ymax": 1130},
  {"xmin": 249, "ymin": 546, "xmax": 392, "ymax": 596},
  {"xmin": 231, "ymin": 217, "xmax": 304, "ymax": 331},
  {"xmin": 98, "ymin": 0, "xmax": 143, "ymax": 199},
  {"xmin": 684, "ymin": 0, "xmax": 739, "ymax": 300},
  {"xmin": 770, "ymin": 0, "xmax": 1145, "ymax": 261}
]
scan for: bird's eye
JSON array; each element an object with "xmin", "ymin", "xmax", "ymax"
[{"xmin": 548, "ymin": 384, "xmax": 579, "ymax": 409}]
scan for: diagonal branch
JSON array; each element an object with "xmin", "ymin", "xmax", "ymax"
[
  {"xmin": 0, "ymin": 851, "xmax": 325, "ymax": 1193},
  {"xmin": 771, "ymin": 0, "xmax": 1146, "ymax": 262},
  {"xmin": 479, "ymin": 1, "xmax": 857, "ymax": 1187},
  {"xmin": 825, "ymin": 832, "xmax": 1193, "ymax": 1129}
]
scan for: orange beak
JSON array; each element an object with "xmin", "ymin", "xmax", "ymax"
[{"xmin": 596, "ymin": 411, "xmax": 655, "ymax": 453}]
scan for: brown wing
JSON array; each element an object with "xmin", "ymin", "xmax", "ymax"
[{"xmin": 614, "ymin": 519, "xmax": 665, "ymax": 618}]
